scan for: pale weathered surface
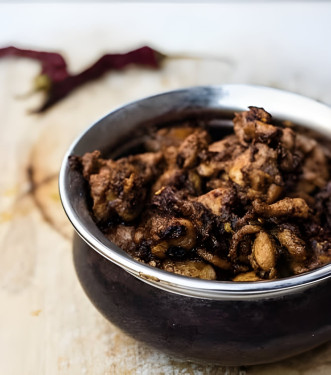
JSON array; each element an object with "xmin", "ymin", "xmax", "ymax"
[{"xmin": 1, "ymin": 4, "xmax": 331, "ymax": 374}]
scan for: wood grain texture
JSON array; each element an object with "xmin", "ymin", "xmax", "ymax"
[{"xmin": 0, "ymin": 55, "xmax": 330, "ymax": 375}]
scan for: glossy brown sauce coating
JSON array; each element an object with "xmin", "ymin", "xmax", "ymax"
[{"xmin": 72, "ymin": 107, "xmax": 331, "ymax": 281}]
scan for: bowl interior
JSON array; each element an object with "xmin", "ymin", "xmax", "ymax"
[{"xmin": 59, "ymin": 84, "xmax": 331, "ymax": 300}]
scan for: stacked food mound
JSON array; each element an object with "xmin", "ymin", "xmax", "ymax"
[{"xmin": 72, "ymin": 107, "xmax": 331, "ymax": 281}]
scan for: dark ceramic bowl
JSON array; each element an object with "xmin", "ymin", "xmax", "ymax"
[{"xmin": 59, "ymin": 85, "xmax": 331, "ymax": 366}]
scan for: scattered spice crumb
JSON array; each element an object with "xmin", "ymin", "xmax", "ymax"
[
  {"xmin": 31, "ymin": 309, "xmax": 42, "ymax": 316},
  {"xmin": 50, "ymin": 191, "xmax": 60, "ymax": 202},
  {"xmin": 0, "ymin": 211, "xmax": 13, "ymax": 223},
  {"xmin": 3, "ymin": 186, "xmax": 19, "ymax": 197}
]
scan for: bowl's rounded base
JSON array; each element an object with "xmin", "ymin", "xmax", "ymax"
[{"xmin": 73, "ymin": 234, "xmax": 331, "ymax": 366}]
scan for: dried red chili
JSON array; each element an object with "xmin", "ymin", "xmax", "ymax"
[
  {"xmin": 0, "ymin": 45, "xmax": 164, "ymax": 112},
  {"xmin": 0, "ymin": 46, "xmax": 69, "ymax": 83},
  {"xmin": 38, "ymin": 46, "xmax": 164, "ymax": 112}
]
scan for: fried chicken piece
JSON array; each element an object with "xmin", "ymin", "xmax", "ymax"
[
  {"xmin": 151, "ymin": 186, "xmax": 200, "ymax": 218},
  {"xmin": 311, "ymin": 240, "xmax": 331, "ymax": 267},
  {"xmin": 87, "ymin": 167, "xmax": 113, "ymax": 222},
  {"xmin": 145, "ymin": 125, "xmax": 197, "ymax": 151},
  {"xmin": 151, "ymin": 129, "xmax": 208, "ymax": 195},
  {"xmin": 296, "ymin": 144, "xmax": 329, "ymax": 194},
  {"xmin": 233, "ymin": 106, "xmax": 280, "ymax": 146},
  {"xmin": 177, "ymin": 129, "xmax": 209, "ymax": 168},
  {"xmin": 134, "ymin": 214, "xmax": 196, "ymax": 259},
  {"xmin": 229, "ymin": 225, "xmax": 261, "ymax": 260},
  {"xmin": 280, "ymin": 127, "xmax": 296, "ymax": 151},
  {"xmin": 229, "ymin": 143, "xmax": 283, "ymax": 200},
  {"xmin": 81, "ymin": 151, "xmax": 163, "ymax": 222},
  {"xmin": 151, "ymin": 186, "xmax": 229, "ymax": 255},
  {"xmin": 266, "ymin": 184, "xmax": 284, "ymax": 204},
  {"xmin": 296, "ymin": 132, "xmax": 318, "ymax": 154},
  {"xmin": 228, "ymin": 148, "xmax": 251, "ymax": 187},
  {"xmin": 80, "ymin": 150, "xmax": 106, "ymax": 179},
  {"xmin": 162, "ymin": 260, "xmax": 217, "ymax": 280},
  {"xmin": 151, "ymin": 145, "xmax": 182, "ymax": 194},
  {"xmin": 232, "ymin": 271, "xmax": 261, "ymax": 282},
  {"xmin": 251, "ymin": 231, "xmax": 277, "ymax": 275},
  {"xmin": 276, "ymin": 229, "xmax": 307, "ymax": 262},
  {"xmin": 197, "ymin": 248, "xmax": 232, "ymax": 270},
  {"xmin": 197, "ymin": 135, "xmax": 244, "ymax": 178},
  {"xmin": 252, "ymin": 197, "xmax": 309, "ymax": 219},
  {"xmin": 106, "ymin": 225, "xmax": 136, "ymax": 254},
  {"xmin": 208, "ymin": 135, "xmax": 241, "ymax": 153},
  {"xmin": 195, "ymin": 187, "xmax": 234, "ymax": 216},
  {"xmin": 276, "ymin": 127, "xmax": 302, "ymax": 174}
]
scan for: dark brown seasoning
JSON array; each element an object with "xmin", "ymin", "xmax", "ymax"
[{"xmin": 71, "ymin": 107, "xmax": 331, "ymax": 281}]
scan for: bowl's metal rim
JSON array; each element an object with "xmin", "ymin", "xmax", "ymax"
[{"xmin": 59, "ymin": 84, "xmax": 331, "ymax": 300}]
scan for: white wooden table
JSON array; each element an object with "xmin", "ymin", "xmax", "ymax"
[{"xmin": 1, "ymin": 3, "xmax": 331, "ymax": 374}]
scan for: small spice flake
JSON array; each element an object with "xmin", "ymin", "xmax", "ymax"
[
  {"xmin": 0, "ymin": 211, "xmax": 13, "ymax": 223},
  {"xmin": 30, "ymin": 309, "xmax": 42, "ymax": 316},
  {"xmin": 154, "ymin": 186, "xmax": 166, "ymax": 196},
  {"xmin": 224, "ymin": 222, "xmax": 233, "ymax": 233}
]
